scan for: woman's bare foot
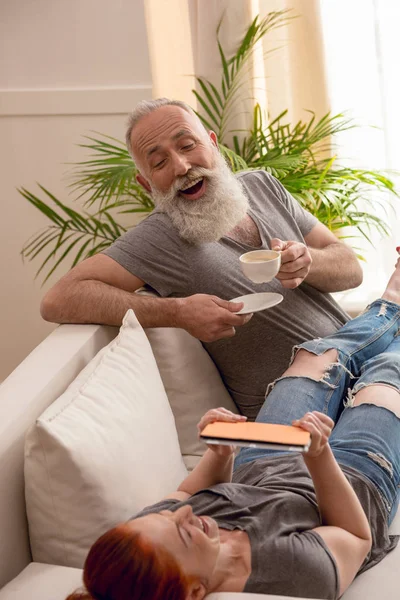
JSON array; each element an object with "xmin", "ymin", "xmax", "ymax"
[{"xmin": 382, "ymin": 251, "xmax": 400, "ymax": 304}]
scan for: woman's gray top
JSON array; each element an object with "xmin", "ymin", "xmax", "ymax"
[{"xmin": 135, "ymin": 454, "xmax": 398, "ymax": 599}]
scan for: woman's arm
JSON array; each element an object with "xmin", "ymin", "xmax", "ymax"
[
  {"xmin": 304, "ymin": 444, "xmax": 372, "ymax": 544},
  {"xmin": 164, "ymin": 408, "xmax": 246, "ymax": 501},
  {"xmin": 296, "ymin": 412, "xmax": 372, "ymax": 597}
]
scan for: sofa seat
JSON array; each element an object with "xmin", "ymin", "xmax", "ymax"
[
  {"xmin": 0, "ymin": 563, "xmax": 82, "ymax": 600},
  {"xmin": 0, "ymin": 563, "xmax": 313, "ymax": 600},
  {"xmin": 1, "ymin": 542, "xmax": 399, "ymax": 600}
]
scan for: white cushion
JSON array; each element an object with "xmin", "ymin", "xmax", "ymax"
[
  {"xmin": 136, "ymin": 288, "xmax": 238, "ymax": 468},
  {"xmin": 144, "ymin": 326, "xmax": 238, "ymax": 468},
  {"xmin": 0, "ymin": 563, "xmax": 83, "ymax": 600},
  {"xmin": 24, "ymin": 310, "xmax": 187, "ymax": 568}
]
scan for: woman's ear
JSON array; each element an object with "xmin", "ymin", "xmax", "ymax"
[
  {"xmin": 136, "ymin": 173, "xmax": 152, "ymax": 192},
  {"xmin": 186, "ymin": 581, "xmax": 207, "ymax": 600}
]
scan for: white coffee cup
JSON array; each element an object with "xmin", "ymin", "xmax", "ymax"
[{"xmin": 239, "ymin": 249, "xmax": 281, "ymax": 283}]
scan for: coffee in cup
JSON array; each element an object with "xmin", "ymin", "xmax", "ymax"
[{"xmin": 239, "ymin": 249, "xmax": 281, "ymax": 283}]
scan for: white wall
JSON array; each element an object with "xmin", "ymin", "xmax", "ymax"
[{"xmin": 0, "ymin": 0, "xmax": 152, "ymax": 381}]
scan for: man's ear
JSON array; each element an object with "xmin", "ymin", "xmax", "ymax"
[
  {"xmin": 136, "ymin": 173, "xmax": 152, "ymax": 193},
  {"xmin": 209, "ymin": 130, "xmax": 218, "ymax": 147},
  {"xmin": 186, "ymin": 581, "xmax": 207, "ymax": 600}
]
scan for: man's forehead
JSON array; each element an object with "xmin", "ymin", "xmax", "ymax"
[{"xmin": 131, "ymin": 106, "xmax": 204, "ymax": 157}]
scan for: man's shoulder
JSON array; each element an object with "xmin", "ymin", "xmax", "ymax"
[
  {"xmin": 235, "ymin": 169, "xmax": 278, "ymax": 193},
  {"xmin": 134, "ymin": 208, "xmax": 174, "ymax": 235},
  {"xmin": 235, "ymin": 168, "xmax": 272, "ymax": 183},
  {"xmin": 235, "ymin": 169, "xmax": 282, "ymax": 206},
  {"xmin": 137, "ymin": 207, "xmax": 170, "ymax": 225},
  {"xmin": 120, "ymin": 208, "xmax": 183, "ymax": 249}
]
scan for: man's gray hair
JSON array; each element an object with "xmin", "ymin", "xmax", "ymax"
[{"xmin": 125, "ymin": 98, "xmax": 197, "ymax": 159}]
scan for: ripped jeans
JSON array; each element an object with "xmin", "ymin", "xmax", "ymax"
[{"xmin": 234, "ymin": 299, "xmax": 400, "ymax": 524}]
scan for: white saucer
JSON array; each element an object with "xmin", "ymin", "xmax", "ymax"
[{"xmin": 231, "ymin": 292, "xmax": 284, "ymax": 314}]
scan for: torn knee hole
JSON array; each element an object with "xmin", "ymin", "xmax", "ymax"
[
  {"xmin": 285, "ymin": 348, "xmax": 339, "ymax": 382},
  {"xmin": 344, "ymin": 388, "xmax": 354, "ymax": 408}
]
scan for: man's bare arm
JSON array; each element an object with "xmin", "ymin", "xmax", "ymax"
[
  {"xmin": 272, "ymin": 222, "xmax": 363, "ymax": 293},
  {"xmin": 40, "ymin": 254, "xmax": 250, "ymax": 341},
  {"xmin": 305, "ymin": 223, "xmax": 363, "ymax": 292},
  {"xmin": 41, "ymin": 254, "xmax": 168, "ymax": 326}
]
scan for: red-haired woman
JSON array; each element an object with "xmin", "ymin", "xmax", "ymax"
[{"xmin": 68, "ymin": 259, "xmax": 400, "ymax": 600}]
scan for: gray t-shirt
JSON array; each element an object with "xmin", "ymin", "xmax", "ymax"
[
  {"xmin": 135, "ymin": 454, "xmax": 399, "ymax": 599},
  {"xmin": 104, "ymin": 170, "xmax": 349, "ymax": 418}
]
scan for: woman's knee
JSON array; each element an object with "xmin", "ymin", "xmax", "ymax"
[
  {"xmin": 348, "ymin": 351, "xmax": 400, "ymax": 417},
  {"xmin": 360, "ymin": 351, "xmax": 400, "ymax": 384},
  {"xmin": 283, "ymin": 348, "xmax": 339, "ymax": 381},
  {"xmin": 351, "ymin": 384, "xmax": 400, "ymax": 418}
]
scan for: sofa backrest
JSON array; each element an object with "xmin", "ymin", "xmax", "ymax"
[
  {"xmin": 0, "ymin": 324, "xmax": 117, "ymax": 588},
  {"xmin": 0, "ymin": 312, "xmax": 237, "ymax": 583}
]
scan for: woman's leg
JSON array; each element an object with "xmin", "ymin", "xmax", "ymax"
[
  {"xmin": 331, "ymin": 261, "xmax": 400, "ymax": 515},
  {"xmin": 235, "ymin": 258, "xmax": 400, "ymax": 469},
  {"xmin": 329, "ymin": 333, "xmax": 400, "ymax": 525}
]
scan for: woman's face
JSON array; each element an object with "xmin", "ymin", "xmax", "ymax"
[{"xmin": 126, "ymin": 505, "xmax": 221, "ymax": 586}]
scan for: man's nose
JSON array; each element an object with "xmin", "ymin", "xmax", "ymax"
[{"xmin": 171, "ymin": 152, "xmax": 190, "ymax": 177}]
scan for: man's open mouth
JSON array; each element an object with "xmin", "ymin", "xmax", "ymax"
[{"xmin": 179, "ymin": 177, "xmax": 205, "ymax": 198}]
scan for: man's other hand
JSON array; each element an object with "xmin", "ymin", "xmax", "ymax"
[
  {"xmin": 176, "ymin": 294, "xmax": 253, "ymax": 342},
  {"xmin": 271, "ymin": 238, "xmax": 312, "ymax": 289}
]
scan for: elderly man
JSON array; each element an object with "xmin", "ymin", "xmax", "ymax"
[{"xmin": 41, "ymin": 98, "xmax": 362, "ymax": 419}]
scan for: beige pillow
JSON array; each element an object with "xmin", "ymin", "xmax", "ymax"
[
  {"xmin": 24, "ymin": 310, "xmax": 187, "ymax": 568},
  {"xmin": 144, "ymin": 326, "xmax": 238, "ymax": 469},
  {"xmin": 136, "ymin": 287, "xmax": 239, "ymax": 469}
]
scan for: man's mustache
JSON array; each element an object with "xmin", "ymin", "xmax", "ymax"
[{"xmin": 157, "ymin": 167, "xmax": 214, "ymax": 200}]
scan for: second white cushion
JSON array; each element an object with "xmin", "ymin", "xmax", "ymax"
[{"xmin": 24, "ymin": 310, "xmax": 187, "ymax": 568}]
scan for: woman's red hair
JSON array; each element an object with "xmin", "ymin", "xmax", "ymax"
[{"xmin": 66, "ymin": 523, "xmax": 193, "ymax": 600}]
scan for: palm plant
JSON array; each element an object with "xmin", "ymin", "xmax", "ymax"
[{"xmin": 20, "ymin": 11, "xmax": 397, "ymax": 283}]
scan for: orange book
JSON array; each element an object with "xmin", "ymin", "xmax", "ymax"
[{"xmin": 200, "ymin": 421, "xmax": 311, "ymax": 452}]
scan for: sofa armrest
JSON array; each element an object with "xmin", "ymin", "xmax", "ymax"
[{"xmin": 0, "ymin": 324, "xmax": 117, "ymax": 588}]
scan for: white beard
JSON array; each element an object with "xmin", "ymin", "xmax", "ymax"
[{"xmin": 150, "ymin": 149, "xmax": 249, "ymax": 244}]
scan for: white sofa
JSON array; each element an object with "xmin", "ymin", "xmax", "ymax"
[{"xmin": 0, "ymin": 319, "xmax": 399, "ymax": 600}]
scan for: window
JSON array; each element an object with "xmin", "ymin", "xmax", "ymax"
[{"xmin": 320, "ymin": 0, "xmax": 400, "ymax": 309}]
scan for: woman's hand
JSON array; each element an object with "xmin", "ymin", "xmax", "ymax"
[
  {"xmin": 292, "ymin": 411, "xmax": 334, "ymax": 458},
  {"xmin": 197, "ymin": 407, "xmax": 247, "ymax": 456}
]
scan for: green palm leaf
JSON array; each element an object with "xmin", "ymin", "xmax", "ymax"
[
  {"xmin": 68, "ymin": 133, "xmax": 154, "ymax": 212},
  {"xmin": 194, "ymin": 11, "xmax": 294, "ymax": 140},
  {"xmin": 20, "ymin": 185, "xmax": 126, "ymax": 282},
  {"xmin": 218, "ymin": 144, "xmax": 249, "ymax": 172}
]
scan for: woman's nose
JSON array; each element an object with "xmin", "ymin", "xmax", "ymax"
[{"xmin": 176, "ymin": 505, "xmax": 193, "ymax": 520}]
